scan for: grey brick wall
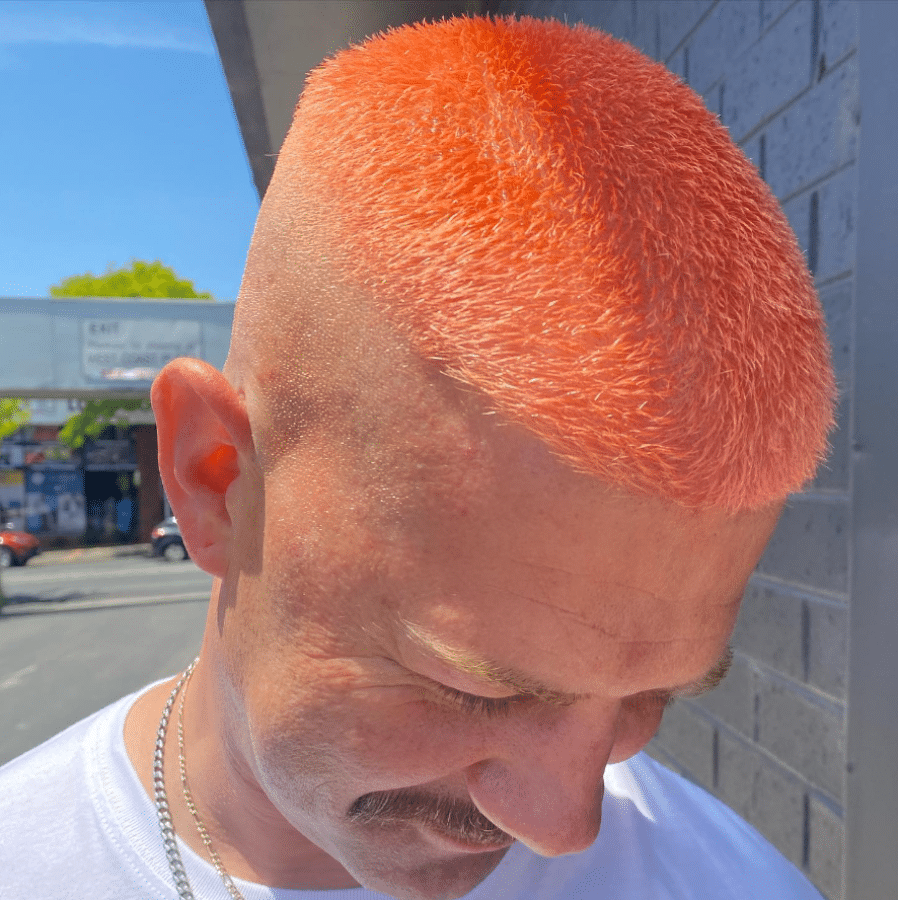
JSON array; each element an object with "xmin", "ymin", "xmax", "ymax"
[{"xmin": 487, "ymin": 3, "xmax": 859, "ymax": 897}]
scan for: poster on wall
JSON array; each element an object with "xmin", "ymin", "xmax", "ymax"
[
  {"xmin": 25, "ymin": 469, "xmax": 87, "ymax": 536},
  {"xmin": 0, "ymin": 444, "xmax": 24, "ymax": 468},
  {"xmin": 0, "ymin": 471, "xmax": 26, "ymax": 529}
]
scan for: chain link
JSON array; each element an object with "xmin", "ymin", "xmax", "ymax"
[{"xmin": 154, "ymin": 657, "xmax": 247, "ymax": 900}]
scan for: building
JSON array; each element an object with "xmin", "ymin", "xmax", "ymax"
[{"xmin": 0, "ymin": 297, "xmax": 233, "ymax": 542}]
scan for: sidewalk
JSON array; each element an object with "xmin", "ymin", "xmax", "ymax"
[{"xmin": 27, "ymin": 544, "xmax": 153, "ymax": 568}]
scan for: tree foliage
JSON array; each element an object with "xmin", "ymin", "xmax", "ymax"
[
  {"xmin": 57, "ymin": 398, "xmax": 151, "ymax": 450},
  {"xmin": 49, "ymin": 259, "xmax": 213, "ymax": 301},
  {"xmin": 0, "ymin": 399, "xmax": 29, "ymax": 441}
]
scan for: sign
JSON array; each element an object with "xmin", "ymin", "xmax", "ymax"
[{"xmin": 82, "ymin": 318, "xmax": 202, "ymax": 382}]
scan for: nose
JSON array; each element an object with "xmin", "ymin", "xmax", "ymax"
[{"xmin": 464, "ymin": 702, "xmax": 615, "ymax": 857}]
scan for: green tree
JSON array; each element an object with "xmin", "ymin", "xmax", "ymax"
[
  {"xmin": 57, "ymin": 398, "xmax": 148, "ymax": 449},
  {"xmin": 0, "ymin": 399, "xmax": 29, "ymax": 441},
  {"xmin": 50, "ymin": 259, "xmax": 213, "ymax": 301}
]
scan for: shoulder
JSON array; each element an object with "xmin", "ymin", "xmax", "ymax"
[
  {"xmin": 0, "ymin": 694, "xmax": 124, "ymax": 793},
  {"xmin": 0, "ymin": 691, "xmax": 135, "ymax": 831},
  {"xmin": 0, "ymin": 677, "xmax": 168, "ymax": 792},
  {"xmin": 0, "ymin": 690, "xmax": 155, "ymax": 896}
]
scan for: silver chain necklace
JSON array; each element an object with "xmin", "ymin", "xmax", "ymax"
[{"xmin": 154, "ymin": 658, "xmax": 247, "ymax": 900}]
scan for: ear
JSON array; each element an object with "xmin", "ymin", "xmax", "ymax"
[{"xmin": 151, "ymin": 358, "xmax": 254, "ymax": 578}]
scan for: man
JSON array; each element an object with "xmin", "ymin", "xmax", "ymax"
[{"xmin": 0, "ymin": 15, "xmax": 834, "ymax": 900}]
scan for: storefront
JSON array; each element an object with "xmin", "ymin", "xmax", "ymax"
[
  {"xmin": 82, "ymin": 438, "xmax": 138, "ymax": 543},
  {"xmin": 0, "ymin": 432, "xmax": 149, "ymax": 545}
]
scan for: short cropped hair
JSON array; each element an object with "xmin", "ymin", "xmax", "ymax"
[{"xmin": 267, "ymin": 15, "xmax": 835, "ymax": 511}]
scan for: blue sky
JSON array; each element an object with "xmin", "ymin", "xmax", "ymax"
[{"xmin": 0, "ymin": 0, "xmax": 260, "ymax": 301}]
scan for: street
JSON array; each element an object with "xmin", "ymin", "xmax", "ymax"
[{"xmin": 0, "ymin": 553, "xmax": 211, "ymax": 765}]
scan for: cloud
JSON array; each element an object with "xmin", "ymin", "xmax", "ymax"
[{"xmin": 0, "ymin": 1, "xmax": 215, "ymax": 55}]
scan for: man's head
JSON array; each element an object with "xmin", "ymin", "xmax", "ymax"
[
  {"xmin": 228, "ymin": 13, "xmax": 833, "ymax": 512},
  {"xmin": 151, "ymin": 15, "xmax": 834, "ymax": 900}
]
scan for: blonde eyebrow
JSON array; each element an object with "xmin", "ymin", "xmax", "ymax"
[
  {"xmin": 398, "ymin": 617, "xmax": 734, "ymax": 706},
  {"xmin": 665, "ymin": 646, "xmax": 734, "ymax": 699},
  {"xmin": 398, "ymin": 619, "xmax": 584, "ymax": 706}
]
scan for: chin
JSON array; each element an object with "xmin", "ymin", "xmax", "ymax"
[{"xmin": 345, "ymin": 832, "xmax": 511, "ymax": 900}]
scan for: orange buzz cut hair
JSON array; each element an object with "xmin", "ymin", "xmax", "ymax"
[{"xmin": 270, "ymin": 14, "xmax": 835, "ymax": 511}]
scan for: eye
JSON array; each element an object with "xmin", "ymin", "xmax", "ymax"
[{"xmin": 431, "ymin": 682, "xmax": 526, "ymax": 717}]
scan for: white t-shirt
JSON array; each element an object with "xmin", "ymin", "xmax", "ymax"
[{"xmin": 0, "ymin": 684, "xmax": 823, "ymax": 900}]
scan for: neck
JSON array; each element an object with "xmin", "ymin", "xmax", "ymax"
[{"xmin": 124, "ymin": 646, "xmax": 358, "ymax": 890}]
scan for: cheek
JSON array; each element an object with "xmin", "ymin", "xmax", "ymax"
[
  {"xmin": 344, "ymin": 701, "xmax": 489, "ymax": 786},
  {"xmin": 608, "ymin": 699, "xmax": 667, "ymax": 765},
  {"xmin": 251, "ymin": 683, "xmax": 490, "ymax": 807}
]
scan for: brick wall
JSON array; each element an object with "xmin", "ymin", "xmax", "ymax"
[{"xmin": 487, "ymin": 3, "xmax": 859, "ymax": 897}]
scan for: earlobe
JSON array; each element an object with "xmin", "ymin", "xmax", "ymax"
[{"xmin": 151, "ymin": 358, "xmax": 253, "ymax": 578}]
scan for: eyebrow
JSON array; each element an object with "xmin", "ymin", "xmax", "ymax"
[
  {"xmin": 399, "ymin": 619, "xmax": 584, "ymax": 705},
  {"xmin": 667, "ymin": 645, "xmax": 733, "ymax": 699},
  {"xmin": 398, "ymin": 618, "xmax": 733, "ymax": 706}
]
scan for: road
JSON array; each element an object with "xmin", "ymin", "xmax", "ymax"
[{"xmin": 0, "ymin": 554, "xmax": 212, "ymax": 765}]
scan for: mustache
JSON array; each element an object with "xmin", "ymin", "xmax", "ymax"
[{"xmin": 347, "ymin": 789, "xmax": 512, "ymax": 847}]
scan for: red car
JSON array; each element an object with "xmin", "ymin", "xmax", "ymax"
[{"xmin": 0, "ymin": 526, "xmax": 41, "ymax": 567}]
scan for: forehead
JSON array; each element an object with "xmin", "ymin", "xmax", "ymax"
[
  {"xmin": 261, "ymin": 390, "xmax": 780, "ymax": 697},
  {"xmin": 388, "ymin": 476, "xmax": 773, "ymax": 694}
]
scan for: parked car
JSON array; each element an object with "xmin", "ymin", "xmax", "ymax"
[
  {"xmin": 0, "ymin": 524, "xmax": 41, "ymax": 567},
  {"xmin": 150, "ymin": 517, "xmax": 189, "ymax": 561}
]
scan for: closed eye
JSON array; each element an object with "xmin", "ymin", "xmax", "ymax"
[{"xmin": 431, "ymin": 682, "xmax": 529, "ymax": 717}]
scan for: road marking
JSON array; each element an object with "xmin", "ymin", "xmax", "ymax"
[
  {"xmin": 3, "ymin": 564, "xmax": 206, "ymax": 585},
  {"xmin": 0, "ymin": 663, "xmax": 37, "ymax": 690},
  {"xmin": 0, "ymin": 592, "xmax": 209, "ymax": 617}
]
